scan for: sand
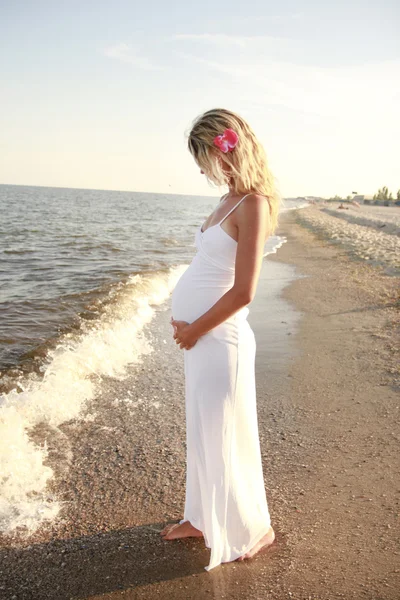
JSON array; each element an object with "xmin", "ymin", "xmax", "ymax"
[
  {"xmin": 1, "ymin": 208, "xmax": 399, "ymax": 599},
  {"xmin": 322, "ymin": 203, "xmax": 400, "ymax": 232},
  {"xmin": 296, "ymin": 204, "xmax": 400, "ymax": 274}
]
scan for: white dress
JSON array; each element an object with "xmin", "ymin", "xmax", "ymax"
[{"xmin": 171, "ymin": 193, "xmax": 271, "ymax": 572}]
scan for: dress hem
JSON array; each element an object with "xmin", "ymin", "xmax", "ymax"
[{"xmin": 204, "ymin": 521, "xmax": 273, "ymax": 572}]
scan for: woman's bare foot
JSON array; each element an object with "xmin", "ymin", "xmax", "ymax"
[
  {"xmin": 160, "ymin": 520, "xmax": 204, "ymax": 540},
  {"xmin": 236, "ymin": 526, "xmax": 275, "ymax": 561}
]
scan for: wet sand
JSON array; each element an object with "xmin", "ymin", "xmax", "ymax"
[{"xmin": 1, "ymin": 208, "xmax": 399, "ymax": 599}]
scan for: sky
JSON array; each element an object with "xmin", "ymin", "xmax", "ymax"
[{"xmin": 1, "ymin": 0, "xmax": 399, "ymax": 198}]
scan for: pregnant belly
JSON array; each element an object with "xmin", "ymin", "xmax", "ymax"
[
  {"xmin": 171, "ymin": 269, "xmax": 227, "ymax": 323},
  {"xmin": 171, "ymin": 263, "xmax": 248, "ymax": 324}
]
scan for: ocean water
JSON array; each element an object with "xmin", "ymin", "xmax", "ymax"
[{"xmin": 0, "ymin": 183, "xmax": 307, "ymax": 536}]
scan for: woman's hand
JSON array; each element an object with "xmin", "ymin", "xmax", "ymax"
[{"xmin": 170, "ymin": 317, "xmax": 199, "ymax": 350}]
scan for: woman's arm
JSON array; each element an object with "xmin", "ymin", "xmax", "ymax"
[{"xmin": 187, "ymin": 194, "xmax": 270, "ymax": 339}]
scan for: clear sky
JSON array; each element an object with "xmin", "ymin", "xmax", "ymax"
[{"xmin": 1, "ymin": 0, "xmax": 399, "ymax": 198}]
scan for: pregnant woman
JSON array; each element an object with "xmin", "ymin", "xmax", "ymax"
[{"xmin": 161, "ymin": 108, "xmax": 281, "ymax": 571}]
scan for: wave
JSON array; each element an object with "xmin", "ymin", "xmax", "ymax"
[{"xmin": 0, "ymin": 266, "xmax": 187, "ymax": 537}]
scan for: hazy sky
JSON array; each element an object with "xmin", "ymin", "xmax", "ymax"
[{"xmin": 1, "ymin": 0, "xmax": 399, "ymax": 198}]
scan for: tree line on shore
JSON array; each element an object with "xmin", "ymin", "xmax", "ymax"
[
  {"xmin": 372, "ymin": 187, "xmax": 400, "ymax": 203},
  {"xmin": 329, "ymin": 187, "xmax": 400, "ymax": 205}
]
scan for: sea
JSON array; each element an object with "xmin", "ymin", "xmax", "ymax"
[{"xmin": 0, "ymin": 183, "xmax": 308, "ymax": 536}]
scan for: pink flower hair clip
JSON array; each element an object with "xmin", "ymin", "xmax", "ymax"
[{"xmin": 213, "ymin": 128, "xmax": 239, "ymax": 153}]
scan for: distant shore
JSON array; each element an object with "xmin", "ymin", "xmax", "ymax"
[
  {"xmin": 293, "ymin": 202, "xmax": 400, "ymax": 274},
  {"xmin": 1, "ymin": 208, "xmax": 399, "ymax": 600}
]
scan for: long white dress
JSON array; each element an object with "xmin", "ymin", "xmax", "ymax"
[{"xmin": 171, "ymin": 193, "xmax": 271, "ymax": 571}]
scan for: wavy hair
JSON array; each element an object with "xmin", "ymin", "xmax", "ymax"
[{"xmin": 187, "ymin": 108, "xmax": 281, "ymax": 236}]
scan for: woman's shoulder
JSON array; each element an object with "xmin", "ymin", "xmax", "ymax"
[
  {"xmin": 238, "ymin": 192, "xmax": 271, "ymax": 220},
  {"xmin": 242, "ymin": 192, "xmax": 270, "ymax": 205}
]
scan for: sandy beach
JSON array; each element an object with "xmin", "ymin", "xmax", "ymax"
[
  {"xmin": 322, "ymin": 203, "xmax": 400, "ymax": 235},
  {"xmin": 296, "ymin": 203, "xmax": 400, "ymax": 274},
  {"xmin": 1, "ymin": 206, "xmax": 399, "ymax": 599}
]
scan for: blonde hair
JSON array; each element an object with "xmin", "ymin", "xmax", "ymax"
[{"xmin": 187, "ymin": 108, "xmax": 281, "ymax": 236}]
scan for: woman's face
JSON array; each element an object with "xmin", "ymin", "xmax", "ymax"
[
  {"xmin": 196, "ymin": 151, "xmax": 231, "ymax": 182},
  {"xmin": 198, "ymin": 153, "xmax": 224, "ymax": 176}
]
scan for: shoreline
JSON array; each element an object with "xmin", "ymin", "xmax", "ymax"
[
  {"xmin": 293, "ymin": 204, "xmax": 400, "ymax": 275},
  {"xmin": 264, "ymin": 209, "xmax": 399, "ymax": 598},
  {"xmin": 1, "ymin": 209, "xmax": 399, "ymax": 599}
]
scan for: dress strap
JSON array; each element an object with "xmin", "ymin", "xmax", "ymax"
[{"xmin": 218, "ymin": 194, "xmax": 252, "ymax": 225}]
